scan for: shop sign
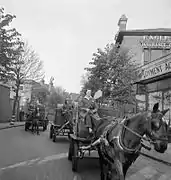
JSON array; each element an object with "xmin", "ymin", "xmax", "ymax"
[
  {"xmin": 137, "ymin": 54, "xmax": 171, "ymax": 81},
  {"xmin": 140, "ymin": 35, "xmax": 171, "ymax": 49}
]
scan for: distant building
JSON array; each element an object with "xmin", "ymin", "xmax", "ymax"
[
  {"xmin": 8, "ymin": 79, "xmax": 50, "ymax": 114},
  {"xmin": 69, "ymin": 93, "xmax": 80, "ymax": 102}
]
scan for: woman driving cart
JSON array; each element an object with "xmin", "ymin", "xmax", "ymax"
[{"xmin": 79, "ymin": 89, "xmax": 101, "ymax": 136}]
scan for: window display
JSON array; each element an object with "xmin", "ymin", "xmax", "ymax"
[
  {"xmin": 148, "ymin": 91, "xmax": 162, "ymax": 111},
  {"xmin": 163, "ymin": 91, "xmax": 171, "ymax": 126}
]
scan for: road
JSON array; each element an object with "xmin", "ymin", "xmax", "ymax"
[{"xmin": 0, "ymin": 127, "xmax": 171, "ymax": 180}]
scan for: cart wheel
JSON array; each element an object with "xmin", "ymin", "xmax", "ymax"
[
  {"xmin": 72, "ymin": 142, "xmax": 78, "ymax": 172},
  {"xmin": 49, "ymin": 125, "xmax": 53, "ymax": 139},
  {"xmin": 68, "ymin": 140, "xmax": 73, "ymax": 161}
]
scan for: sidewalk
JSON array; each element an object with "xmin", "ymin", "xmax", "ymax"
[{"xmin": 0, "ymin": 121, "xmax": 25, "ymax": 130}]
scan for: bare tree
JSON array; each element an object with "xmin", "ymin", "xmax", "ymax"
[
  {"xmin": 11, "ymin": 41, "xmax": 45, "ymax": 116},
  {"xmin": 19, "ymin": 42, "xmax": 44, "ymax": 81}
]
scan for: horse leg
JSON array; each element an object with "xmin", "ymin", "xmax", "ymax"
[
  {"xmin": 107, "ymin": 163, "xmax": 112, "ymax": 180},
  {"xmin": 123, "ymin": 163, "xmax": 129, "ymax": 178},
  {"xmin": 37, "ymin": 121, "xmax": 40, "ymax": 135},
  {"xmin": 31, "ymin": 122, "xmax": 34, "ymax": 134},
  {"xmin": 110, "ymin": 158, "xmax": 124, "ymax": 180},
  {"xmin": 123, "ymin": 153, "xmax": 139, "ymax": 177},
  {"xmin": 98, "ymin": 149, "xmax": 105, "ymax": 180}
]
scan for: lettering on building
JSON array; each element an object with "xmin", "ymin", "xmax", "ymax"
[
  {"xmin": 143, "ymin": 65, "xmax": 162, "ymax": 79},
  {"xmin": 140, "ymin": 35, "xmax": 171, "ymax": 49},
  {"xmin": 137, "ymin": 57, "xmax": 171, "ymax": 81},
  {"xmin": 165, "ymin": 61, "xmax": 171, "ymax": 71}
]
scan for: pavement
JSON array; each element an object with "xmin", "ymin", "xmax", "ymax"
[
  {"xmin": 0, "ymin": 121, "xmax": 25, "ymax": 130},
  {"xmin": 0, "ymin": 126, "xmax": 171, "ymax": 180}
]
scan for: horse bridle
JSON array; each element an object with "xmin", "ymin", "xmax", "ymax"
[
  {"xmin": 110, "ymin": 114, "xmax": 168, "ymax": 154},
  {"xmin": 147, "ymin": 113, "xmax": 169, "ymax": 142}
]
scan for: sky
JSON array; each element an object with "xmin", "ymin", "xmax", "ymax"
[{"xmin": 1, "ymin": 0, "xmax": 171, "ymax": 93}]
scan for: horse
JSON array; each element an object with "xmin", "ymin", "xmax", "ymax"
[
  {"xmin": 92, "ymin": 103, "xmax": 169, "ymax": 180},
  {"xmin": 31, "ymin": 108, "xmax": 40, "ymax": 135}
]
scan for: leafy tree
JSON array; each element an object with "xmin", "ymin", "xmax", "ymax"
[
  {"xmin": 47, "ymin": 86, "xmax": 69, "ymax": 108},
  {"xmin": 82, "ymin": 43, "xmax": 137, "ymax": 105},
  {"xmin": 0, "ymin": 7, "xmax": 22, "ymax": 82}
]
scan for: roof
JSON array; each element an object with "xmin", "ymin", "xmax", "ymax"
[
  {"xmin": 125, "ymin": 28, "xmax": 171, "ymax": 33},
  {"xmin": 115, "ymin": 28, "xmax": 171, "ymax": 44}
]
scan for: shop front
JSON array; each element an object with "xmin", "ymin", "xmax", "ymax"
[{"xmin": 136, "ymin": 53, "xmax": 171, "ymax": 122}]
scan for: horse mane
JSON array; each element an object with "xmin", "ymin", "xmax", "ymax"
[{"xmin": 124, "ymin": 112, "xmax": 149, "ymax": 126}]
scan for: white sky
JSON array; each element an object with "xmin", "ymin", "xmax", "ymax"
[{"xmin": 1, "ymin": 0, "xmax": 171, "ymax": 93}]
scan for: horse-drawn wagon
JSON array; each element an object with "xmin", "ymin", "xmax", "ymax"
[
  {"xmin": 24, "ymin": 104, "xmax": 48, "ymax": 132},
  {"xmin": 68, "ymin": 90, "xmax": 170, "ymax": 180},
  {"xmin": 37, "ymin": 105, "xmax": 48, "ymax": 131},
  {"xmin": 68, "ymin": 90, "xmax": 104, "ymax": 172},
  {"xmin": 49, "ymin": 105, "xmax": 74, "ymax": 142}
]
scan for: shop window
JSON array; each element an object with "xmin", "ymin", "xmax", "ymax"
[
  {"xmin": 148, "ymin": 91, "xmax": 162, "ymax": 111},
  {"xmin": 163, "ymin": 91, "xmax": 171, "ymax": 126},
  {"xmin": 150, "ymin": 50, "xmax": 162, "ymax": 61}
]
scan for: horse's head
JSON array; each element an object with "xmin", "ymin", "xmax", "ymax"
[{"xmin": 147, "ymin": 103, "xmax": 169, "ymax": 153}]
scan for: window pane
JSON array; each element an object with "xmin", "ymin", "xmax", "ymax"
[
  {"xmin": 148, "ymin": 91, "xmax": 162, "ymax": 111},
  {"xmin": 144, "ymin": 50, "xmax": 149, "ymax": 64},
  {"xmin": 162, "ymin": 49, "xmax": 171, "ymax": 56},
  {"xmin": 151, "ymin": 50, "xmax": 162, "ymax": 61}
]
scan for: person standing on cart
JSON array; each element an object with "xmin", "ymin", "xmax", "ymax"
[
  {"xmin": 79, "ymin": 89, "xmax": 101, "ymax": 135},
  {"xmin": 63, "ymin": 99, "xmax": 73, "ymax": 123}
]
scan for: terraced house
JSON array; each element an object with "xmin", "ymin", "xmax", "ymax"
[{"xmin": 115, "ymin": 15, "xmax": 171, "ymax": 120}]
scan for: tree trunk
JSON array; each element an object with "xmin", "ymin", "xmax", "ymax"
[{"xmin": 12, "ymin": 85, "xmax": 19, "ymax": 116}]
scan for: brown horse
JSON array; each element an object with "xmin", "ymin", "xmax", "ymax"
[{"xmin": 93, "ymin": 103, "xmax": 169, "ymax": 180}]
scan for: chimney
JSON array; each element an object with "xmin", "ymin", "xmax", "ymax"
[{"xmin": 118, "ymin": 14, "xmax": 128, "ymax": 31}]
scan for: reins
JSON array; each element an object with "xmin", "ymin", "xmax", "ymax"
[
  {"xmin": 119, "ymin": 120, "xmax": 152, "ymax": 142},
  {"xmin": 115, "ymin": 118, "xmax": 154, "ymax": 144}
]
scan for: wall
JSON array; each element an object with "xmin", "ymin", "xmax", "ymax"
[
  {"xmin": 121, "ymin": 36, "xmax": 144, "ymax": 66},
  {"xmin": 121, "ymin": 35, "xmax": 170, "ymax": 66},
  {"xmin": 0, "ymin": 85, "xmax": 12, "ymax": 122}
]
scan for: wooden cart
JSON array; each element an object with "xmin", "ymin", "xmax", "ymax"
[{"xmin": 49, "ymin": 107, "xmax": 74, "ymax": 142}]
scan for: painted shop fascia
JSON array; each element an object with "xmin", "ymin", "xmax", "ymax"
[{"xmin": 136, "ymin": 53, "xmax": 171, "ymax": 83}]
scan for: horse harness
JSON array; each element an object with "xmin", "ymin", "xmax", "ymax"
[
  {"xmin": 99, "ymin": 116, "xmax": 155, "ymax": 164},
  {"xmin": 82, "ymin": 113, "xmax": 168, "ymax": 164}
]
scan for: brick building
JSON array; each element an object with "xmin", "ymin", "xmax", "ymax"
[{"xmin": 115, "ymin": 15, "xmax": 171, "ymax": 119}]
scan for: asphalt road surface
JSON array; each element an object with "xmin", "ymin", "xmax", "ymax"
[{"xmin": 0, "ymin": 126, "xmax": 171, "ymax": 180}]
